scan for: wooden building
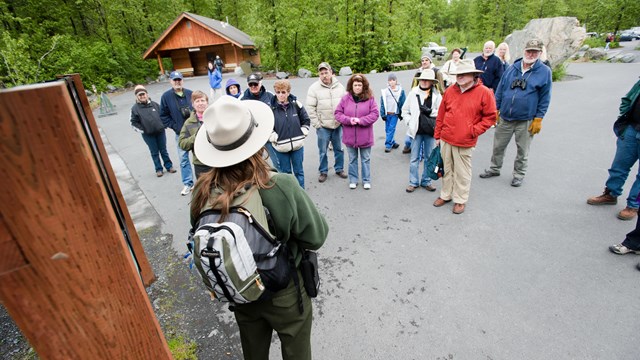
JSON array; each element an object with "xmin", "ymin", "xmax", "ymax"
[{"xmin": 143, "ymin": 12, "xmax": 260, "ymax": 76}]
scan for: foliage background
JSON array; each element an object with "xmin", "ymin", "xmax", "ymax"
[{"xmin": 1, "ymin": 0, "xmax": 638, "ymax": 90}]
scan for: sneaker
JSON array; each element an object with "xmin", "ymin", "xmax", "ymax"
[
  {"xmin": 385, "ymin": 148, "xmax": 391, "ymax": 153},
  {"xmin": 453, "ymin": 203, "xmax": 465, "ymax": 214},
  {"xmin": 180, "ymin": 185, "xmax": 193, "ymax": 196},
  {"xmin": 392, "ymin": 143, "xmax": 400, "ymax": 149},
  {"xmin": 363, "ymin": 183, "xmax": 371, "ymax": 190},
  {"xmin": 433, "ymin": 197, "xmax": 451, "ymax": 207},
  {"xmin": 156, "ymin": 171, "xmax": 163, "ymax": 177},
  {"xmin": 587, "ymin": 188, "xmax": 617, "ymax": 205},
  {"xmin": 349, "ymin": 183, "xmax": 357, "ymax": 189},
  {"xmin": 336, "ymin": 171, "xmax": 348, "ymax": 179},
  {"xmin": 318, "ymin": 173, "xmax": 328, "ymax": 183},
  {"xmin": 617, "ymin": 207, "xmax": 638, "ymax": 221},
  {"xmin": 402, "ymin": 146, "xmax": 411, "ymax": 154},
  {"xmin": 609, "ymin": 243, "xmax": 640, "ymax": 255},
  {"xmin": 406, "ymin": 185, "xmax": 417, "ymax": 193},
  {"xmin": 511, "ymin": 178, "xmax": 523, "ymax": 187},
  {"xmin": 637, "ymin": 263, "xmax": 640, "ymax": 272},
  {"xmin": 167, "ymin": 168, "xmax": 177, "ymax": 173},
  {"xmin": 479, "ymin": 170, "xmax": 500, "ymax": 178},
  {"xmin": 423, "ymin": 184, "xmax": 436, "ymax": 192}
]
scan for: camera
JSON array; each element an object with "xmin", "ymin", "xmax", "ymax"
[
  {"xmin": 511, "ymin": 79, "xmax": 527, "ymax": 90},
  {"xmin": 180, "ymin": 106, "xmax": 191, "ymax": 119}
]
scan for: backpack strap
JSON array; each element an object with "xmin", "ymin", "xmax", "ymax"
[{"xmin": 200, "ymin": 224, "xmax": 239, "ymax": 310}]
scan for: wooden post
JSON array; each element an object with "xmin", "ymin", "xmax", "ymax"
[
  {"xmin": 157, "ymin": 52, "xmax": 165, "ymax": 75},
  {"xmin": 0, "ymin": 79, "xmax": 172, "ymax": 359}
]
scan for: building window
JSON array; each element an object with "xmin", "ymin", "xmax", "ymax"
[{"xmin": 186, "ymin": 21, "xmax": 191, "ymax": 29}]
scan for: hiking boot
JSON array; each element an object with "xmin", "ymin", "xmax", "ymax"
[
  {"xmin": 336, "ymin": 171, "xmax": 348, "ymax": 179},
  {"xmin": 423, "ymin": 184, "xmax": 436, "ymax": 192},
  {"xmin": 433, "ymin": 198, "xmax": 451, "ymax": 207},
  {"xmin": 392, "ymin": 143, "xmax": 400, "ymax": 149},
  {"xmin": 385, "ymin": 148, "xmax": 391, "ymax": 153},
  {"xmin": 318, "ymin": 173, "xmax": 328, "ymax": 183},
  {"xmin": 167, "ymin": 168, "xmax": 177, "ymax": 173},
  {"xmin": 587, "ymin": 188, "xmax": 617, "ymax": 205},
  {"xmin": 479, "ymin": 170, "xmax": 500, "ymax": 178},
  {"xmin": 511, "ymin": 178, "xmax": 523, "ymax": 187},
  {"xmin": 609, "ymin": 243, "xmax": 640, "ymax": 255},
  {"xmin": 406, "ymin": 185, "xmax": 417, "ymax": 193},
  {"xmin": 617, "ymin": 207, "xmax": 638, "ymax": 221},
  {"xmin": 402, "ymin": 146, "xmax": 411, "ymax": 154},
  {"xmin": 156, "ymin": 171, "xmax": 163, "ymax": 177},
  {"xmin": 637, "ymin": 263, "xmax": 640, "ymax": 272},
  {"xmin": 453, "ymin": 203, "xmax": 465, "ymax": 214}
]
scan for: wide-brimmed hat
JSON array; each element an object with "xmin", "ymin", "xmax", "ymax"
[
  {"xmin": 416, "ymin": 69, "xmax": 439, "ymax": 83},
  {"xmin": 524, "ymin": 39, "xmax": 544, "ymax": 51},
  {"xmin": 450, "ymin": 59, "xmax": 483, "ymax": 75},
  {"xmin": 194, "ymin": 96, "xmax": 274, "ymax": 168}
]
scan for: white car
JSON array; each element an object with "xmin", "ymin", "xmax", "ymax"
[{"xmin": 421, "ymin": 42, "xmax": 448, "ymax": 57}]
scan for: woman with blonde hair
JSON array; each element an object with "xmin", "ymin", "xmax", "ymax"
[
  {"xmin": 191, "ymin": 96, "xmax": 328, "ymax": 360},
  {"xmin": 179, "ymin": 90, "xmax": 211, "ymax": 179},
  {"xmin": 496, "ymin": 42, "xmax": 511, "ymax": 71}
]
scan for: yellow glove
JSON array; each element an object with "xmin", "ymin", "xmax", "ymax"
[
  {"xmin": 528, "ymin": 118, "xmax": 542, "ymax": 135},
  {"xmin": 496, "ymin": 111, "xmax": 500, "ymax": 125}
]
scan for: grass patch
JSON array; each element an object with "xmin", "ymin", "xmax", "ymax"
[
  {"xmin": 552, "ymin": 63, "xmax": 567, "ymax": 82},
  {"xmin": 167, "ymin": 335, "xmax": 197, "ymax": 360}
]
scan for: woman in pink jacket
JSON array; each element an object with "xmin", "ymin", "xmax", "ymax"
[{"xmin": 335, "ymin": 74, "xmax": 379, "ymax": 190}]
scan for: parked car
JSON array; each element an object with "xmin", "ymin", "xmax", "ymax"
[
  {"xmin": 421, "ymin": 42, "xmax": 447, "ymax": 57},
  {"xmin": 619, "ymin": 31, "xmax": 640, "ymax": 41}
]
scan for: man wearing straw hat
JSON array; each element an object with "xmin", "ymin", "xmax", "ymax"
[{"xmin": 433, "ymin": 59, "xmax": 496, "ymax": 214}]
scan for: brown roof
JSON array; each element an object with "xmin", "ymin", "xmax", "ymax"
[{"xmin": 143, "ymin": 12, "xmax": 256, "ymax": 59}]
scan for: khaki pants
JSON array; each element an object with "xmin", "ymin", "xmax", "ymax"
[
  {"xmin": 233, "ymin": 274, "xmax": 312, "ymax": 360},
  {"xmin": 440, "ymin": 141, "xmax": 474, "ymax": 204},
  {"xmin": 489, "ymin": 119, "xmax": 533, "ymax": 179}
]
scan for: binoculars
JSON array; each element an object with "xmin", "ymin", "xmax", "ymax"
[{"xmin": 511, "ymin": 79, "xmax": 527, "ymax": 90}]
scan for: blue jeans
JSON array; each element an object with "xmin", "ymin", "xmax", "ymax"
[
  {"xmin": 142, "ymin": 132, "xmax": 173, "ymax": 172},
  {"xmin": 409, "ymin": 134, "xmax": 435, "ymax": 187},
  {"xmin": 384, "ymin": 115, "xmax": 399, "ymax": 149},
  {"xmin": 346, "ymin": 146, "xmax": 371, "ymax": 184},
  {"xmin": 404, "ymin": 134, "xmax": 412, "ymax": 148},
  {"xmin": 317, "ymin": 127, "xmax": 344, "ymax": 174},
  {"xmin": 275, "ymin": 147, "xmax": 305, "ymax": 189},
  {"xmin": 265, "ymin": 142, "xmax": 281, "ymax": 170},
  {"xmin": 175, "ymin": 133, "xmax": 194, "ymax": 187},
  {"xmin": 605, "ymin": 125, "xmax": 640, "ymax": 209}
]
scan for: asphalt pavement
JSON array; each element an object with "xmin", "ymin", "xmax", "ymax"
[{"xmin": 96, "ymin": 50, "xmax": 640, "ymax": 359}]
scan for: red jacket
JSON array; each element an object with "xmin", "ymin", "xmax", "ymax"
[{"xmin": 435, "ymin": 81, "xmax": 496, "ymax": 147}]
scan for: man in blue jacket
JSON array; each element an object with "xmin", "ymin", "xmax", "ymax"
[
  {"xmin": 474, "ymin": 41, "xmax": 504, "ymax": 92},
  {"xmin": 478, "ymin": 39, "xmax": 552, "ymax": 187},
  {"xmin": 160, "ymin": 71, "xmax": 194, "ymax": 196}
]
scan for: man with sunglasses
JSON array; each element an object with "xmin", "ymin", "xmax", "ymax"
[
  {"xmin": 160, "ymin": 70, "xmax": 194, "ymax": 196},
  {"xmin": 478, "ymin": 39, "xmax": 552, "ymax": 188},
  {"xmin": 242, "ymin": 72, "xmax": 280, "ymax": 169}
]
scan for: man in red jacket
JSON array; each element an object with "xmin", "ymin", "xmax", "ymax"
[{"xmin": 433, "ymin": 59, "xmax": 497, "ymax": 214}]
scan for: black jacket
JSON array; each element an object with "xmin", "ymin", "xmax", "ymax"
[{"xmin": 130, "ymin": 101, "xmax": 165, "ymax": 135}]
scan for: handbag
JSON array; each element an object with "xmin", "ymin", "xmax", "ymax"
[
  {"xmin": 426, "ymin": 145, "xmax": 444, "ymax": 181},
  {"xmin": 300, "ymin": 250, "xmax": 320, "ymax": 298}
]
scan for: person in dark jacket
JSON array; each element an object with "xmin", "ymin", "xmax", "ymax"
[
  {"xmin": 242, "ymin": 72, "xmax": 279, "ymax": 170},
  {"xmin": 269, "ymin": 80, "xmax": 311, "ymax": 188},
  {"xmin": 160, "ymin": 71, "xmax": 194, "ymax": 196},
  {"xmin": 479, "ymin": 39, "xmax": 552, "ymax": 188},
  {"xmin": 225, "ymin": 78, "xmax": 242, "ymax": 98},
  {"xmin": 130, "ymin": 85, "xmax": 176, "ymax": 177},
  {"xmin": 587, "ymin": 79, "xmax": 640, "ymax": 221},
  {"xmin": 474, "ymin": 41, "xmax": 504, "ymax": 92}
]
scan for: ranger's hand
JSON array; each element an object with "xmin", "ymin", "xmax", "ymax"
[{"xmin": 528, "ymin": 118, "xmax": 542, "ymax": 135}]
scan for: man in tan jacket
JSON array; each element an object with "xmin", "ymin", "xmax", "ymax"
[{"xmin": 306, "ymin": 62, "xmax": 348, "ymax": 183}]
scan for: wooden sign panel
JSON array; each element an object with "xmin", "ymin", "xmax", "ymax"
[{"xmin": 0, "ymin": 80, "xmax": 172, "ymax": 359}]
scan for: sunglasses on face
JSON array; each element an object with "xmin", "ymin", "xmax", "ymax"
[
  {"xmin": 275, "ymin": 91, "xmax": 288, "ymax": 94},
  {"xmin": 172, "ymin": 79, "xmax": 183, "ymax": 82},
  {"xmin": 248, "ymin": 83, "xmax": 259, "ymax": 87}
]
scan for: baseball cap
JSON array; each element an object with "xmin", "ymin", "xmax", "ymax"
[
  {"xmin": 247, "ymin": 73, "xmax": 262, "ymax": 84},
  {"xmin": 318, "ymin": 62, "xmax": 331, "ymax": 71},
  {"xmin": 524, "ymin": 39, "xmax": 543, "ymax": 51},
  {"xmin": 169, "ymin": 71, "xmax": 183, "ymax": 80}
]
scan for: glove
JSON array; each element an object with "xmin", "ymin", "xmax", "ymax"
[
  {"xmin": 381, "ymin": 115, "xmax": 387, "ymax": 122},
  {"xmin": 269, "ymin": 131, "xmax": 278, "ymax": 143},
  {"xmin": 495, "ymin": 111, "xmax": 500, "ymax": 125},
  {"xmin": 528, "ymin": 118, "xmax": 542, "ymax": 135}
]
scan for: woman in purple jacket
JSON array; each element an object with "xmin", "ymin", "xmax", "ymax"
[{"xmin": 335, "ymin": 74, "xmax": 379, "ymax": 190}]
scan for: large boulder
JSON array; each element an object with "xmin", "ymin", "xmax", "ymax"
[
  {"xmin": 339, "ymin": 67, "xmax": 352, "ymax": 76},
  {"xmin": 505, "ymin": 17, "xmax": 586, "ymax": 69},
  {"xmin": 619, "ymin": 53, "xmax": 636, "ymax": 63},
  {"xmin": 298, "ymin": 68, "xmax": 312, "ymax": 78},
  {"xmin": 275, "ymin": 71, "xmax": 289, "ymax": 79},
  {"xmin": 585, "ymin": 48, "xmax": 606, "ymax": 60}
]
